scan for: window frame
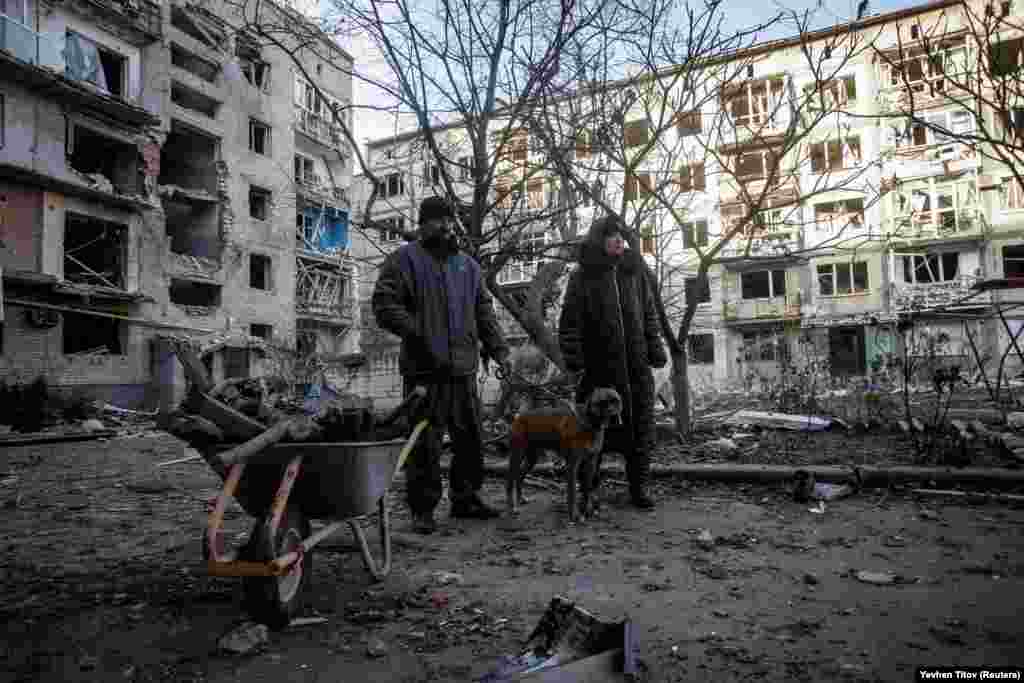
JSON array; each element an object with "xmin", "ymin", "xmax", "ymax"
[
  {"xmin": 685, "ymin": 274, "xmax": 711, "ymax": 306},
  {"xmin": 682, "ymin": 219, "xmax": 709, "ymax": 249},
  {"xmin": 688, "ymin": 333, "xmax": 715, "ymax": 364},
  {"xmin": 740, "ymin": 269, "xmax": 786, "ymax": 300},
  {"xmin": 249, "ymin": 253, "xmax": 273, "ymax": 291},
  {"xmin": 248, "ymin": 118, "xmax": 271, "ymax": 156},
  {"xmin": 248, "ymin": 185, "xmax": 271, "ymax": 221},
  {"xmin": 817, "ymin": 261, "xmax": 869, "ymax": 297}
]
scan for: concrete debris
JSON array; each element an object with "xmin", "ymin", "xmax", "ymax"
[
  {"xmin": 706, "ymin": 437, "xmax": 738, "ymax": 453},
  {"xmin": 80, "ymin": 419, "xmax": 106, "ymax": 433},
  {"xmin": 1006, "ymin": 412, "xmax": 1024, "ymax": 430},
  {"xmin": 726, "ymin": 410, "xmax": 832, "ymax": 432},
  {"xmin": 365, "ymin": 637, "xmax": 389, "ymax": 658},
  {"xmin": 84, "ymin": 173, "xmax": 115, "ymax": 193},
  {"xmin": 218, "ymin": 621, "xmax": 268, "ymax": 655}
]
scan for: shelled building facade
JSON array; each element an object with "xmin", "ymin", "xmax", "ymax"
[
  {"xmin": 352, "ymin": 0, "xmax": 1021, "ymax": 405},
  {"xmin": 0, "ymin": 0, "xmax": 357, "ymax": 408}
]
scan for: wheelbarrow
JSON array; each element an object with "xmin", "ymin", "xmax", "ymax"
[{"xmin": 199, "ymin": 388, "xmax": 428, "ymax": 630}]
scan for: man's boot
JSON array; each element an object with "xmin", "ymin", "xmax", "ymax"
[{"xmin": 412, "ymin": 511, "xmax": 437, "ymax": 534}]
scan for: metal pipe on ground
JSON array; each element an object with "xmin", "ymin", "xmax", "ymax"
[{"xmin": 458, "ymin": 462, "xmax": 1024, "ymax": 489}]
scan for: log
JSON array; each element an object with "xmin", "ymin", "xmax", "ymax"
[
  {"xmin": 911, "ymin": 489, "xmax": 1024, "ymax": 504},
  {"xmin": 218, "ymin": 418, "xmax": 296, "ymax": 468},
  {"xmin": 466, "ymin": 462, "xmax": 1024, "ymax": 489}
]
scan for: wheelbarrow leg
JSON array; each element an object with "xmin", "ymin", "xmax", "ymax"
[{"xmin": 349, "ymin": 494, "xmax": 391, "ymax": 581}]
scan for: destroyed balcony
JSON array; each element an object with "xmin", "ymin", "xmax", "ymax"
[
  {"xmin": 165, "ymin": 251, "xmax": 224, "ymax": 284},
  {"xmin": 891, "ymin": 276, "xmax": 990, "ymax": 313},
  {"xmin": 723, "ymin": 295, "xmax": 801, "ymax": 322},
  {"xmin": 0, "ymin": 16, "xmax": 158, "ymax": 127},
  {"xmin": 294, "ymin": 107, "xmax": 347, "ymax": 153},
  {"xmin": 65, "ymin": 0, "xmax": 162, "ymax": 42},
  {"xmin": 295, "ymin": 258, "xmax": 355, "ymax": 325}
]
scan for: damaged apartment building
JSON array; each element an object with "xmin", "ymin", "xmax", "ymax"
[{"xmin": 0, "ymin": 0, "xmax": 357, "ymax": 408}]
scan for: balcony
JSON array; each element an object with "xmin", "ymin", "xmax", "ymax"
[
  {"xmin": 496, "ymin": 259, "xmax": 541, "ymax": 286},
  {"xmin": 724, "ymin": 294, "xmax": 801, "ymax": 322},
  {"xmin": 165, "ymin": 251, "xmax": 223, "ymax": 283},
  {"xmin": 295, "ymin": 260, "xmax": 355, "ymax": 325},
  {"xmin": 66, "ymin": 0, "xmax": 162, "ymax": 42},
  {"xmin": 891, "ymin": 275, "xmax": 990, "ymax": 312},
  {"xmin": 294, "ymin": 107, "xmax": 347, "ymax": 152},
  {"xmin": 0, "ymin": 14, "xmax": 64, "ymax": 69},
  {"xmin": 296, "ymin": 297, "xmax": 355, "ymax": 323}
]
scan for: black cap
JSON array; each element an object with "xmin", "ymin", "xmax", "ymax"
[{"xmin": 418, "ymin": 196, "xmax": 456, "ymax": 225}]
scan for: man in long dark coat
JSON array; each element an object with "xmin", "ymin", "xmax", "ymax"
[
  {"xmin": 372, "ymin": 196, "xmax": 510, "ymax": 534},
  {"xmin": 558, "ymin": 215, "xmax": 667, "ymax": 508}
]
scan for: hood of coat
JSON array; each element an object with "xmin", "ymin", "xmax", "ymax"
[{"xmin": 579, "ymin": 215, "xmax": 643, "ymax": 273}]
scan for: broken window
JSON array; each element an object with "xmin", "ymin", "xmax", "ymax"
[
  {"xmin": 683, "ymin": 220, "xmax": 709, "ymax": 249},
  {"xmin": 624, "ymin": 119, "xmax": 650, "ymax": 147},
  {"xmin": 375, "ymin": 173, "xmax": 405, "ymax": 198},
  {"xmin": 1003, "ymin": 108, "xmax": 1024, "ymax": 141},
  {"xmin": 722, "ymin": 76, "xmax": 786, "ymax": 127},
  {"xmin": 378, "ymin": 216, "xmax": 405, "ymax": 242},
  {"xmin": 249, "ymin": 253, "xmax": 272, "ymax": 290},
  {"xmin": 170, "ymin": 82, "xmax": 219, "ymax": 118},
  {"xmin": 814, "ymin": 198, "xmax": 864, "ymax": 232},
  {"xmin": 296, "ymin": 328, "xmax": 316, "ymax": 356},
  {"xmin": 296, "ymin": 258, "xmax": 349, "ymax": 315},
  {"xmin": 675, "ymin": 111, "xmax": 702, "ymax": 137},
  {"xmin": 458, "ymin": 156, "xmax": 475, "ymax": 180},
  {"xmin": 65, "ymin": 31, "xmax": 125, "ymax": 97},
  {"xmin": 64, "ymin": 213, "xmax": 125, "ymax": 289},
  {"xmin": 733, "ymin": 149, "xmax": 777, "ymax": 179},
  {"xmin": 159, "ymin": 123, "xmax": 219, "ymax": 194},
  {"xmin": 817, "ymin": 262, "xmax": 868, "ymax": 296},
  {"xmin": 249, "ymin": 118, "xmax": 271, "ymax": 156},
  {"xmin": 624, "ymin": 173, "xmax": 653, "ymax": 201},
  {"xmin": 297, "ymin": 205, "xmax": 349, "ymax": 253},
  {"xmin": 810, "ymin": 137, "xmax": 861, "ymax": 173},
  {"xmin": 425, "ymin": 164, "xmax": 442, "ymax": 185},
  {"xmin": 250, "ymin": 323, "xmax": 272, "ymax": 340},
  {"xmin": 295, "ymin": 155, "xmax": 316, "ymax": 185},
  {"xmin": 170, "ymin": 43, "xmax": 218, "ymax": 83},
  {"xmin": 68, "ymin": 126, "xmax": 140, "ymax": 195},
  {"xmin": 249, "ymin": 186, "xmax": 270, "ymax": 220},
  {"xmin": 685, "ymin": 275, "xmax": 711, "ymax": 307},
  {"xmin": 804, "ymin": 76, "xmax": 857, "ymax": 110},
  {"xmin": 676, "ymin": 163, "xmax": 706, "ymax": 192},
  {"xmin": 688, "ymin": 333, "xmax": 715, "ymax": 364},
  {"xmin": 990, "ymin": 37, "xmax": 1023, "ymax": 78},
  {"xmin": 1003, "ymin": 245, "xmax": 1024, "ymax": 278},
  {"xmin": 1002, "ymin": 176, "xmax": 1024, "ymax": 210},
  {"xmin": 741, "ymin": 269, "xmax": 786, "ymax": 299},
  {"xmin": 901, "ymin": 252, "xmax": 959, "ymax": 284},
  {"xmin": 62, "ymin": 312, "xmax": 123, "ymax": 355},
  {"xmin": 239, "ymin": 56, "xmax": 271, "ymax": 92},
  {"xmin": 223, "ymin": 347, "xmax": 250, "ymax": 379},
  {"xmin": 169, "ymin": 279, "xmax": 221, "ymax": 308}
]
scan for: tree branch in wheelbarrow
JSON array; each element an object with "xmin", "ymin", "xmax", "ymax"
[{"xmin": 217, "ymin": 416, "xmax": 319, "ymax": 468}]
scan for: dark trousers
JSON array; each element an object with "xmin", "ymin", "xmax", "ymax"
[{"xmin": 402, "ymin": 375, "xmax": 485, "ymax": 515}]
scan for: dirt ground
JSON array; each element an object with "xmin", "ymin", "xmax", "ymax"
[{"xmin": 2, "ymin": 432, "xmax": 1023, "ymax": 682}]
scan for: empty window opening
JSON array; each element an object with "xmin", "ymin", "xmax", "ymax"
[
  {"xmin": 239, "ymin": 56, "xmax": 271, "ymax": 91},
  {"xmin": 742, "ymin": 330, "xmax": 788, "ymax": 362},
  {"xmin": 169, "ymin": 279, "xmax": 221, "ymax": 308},
  {"xmin": 164, "ymin": 198, "xmax": 220, "ymax": 259},
  {"xmin": 249, "ymin": 253, "xmax": 272, "ymax": 290},
  {"xmin": 223, "ymin": 347, "xmax": 250, "ymax": 379},
  {"xmin": 249, "ymin": 186, "xmax": 270, "ymax": 220},
  {"xmin": 296, "ymin": 328, "xmax": 317, "ymax": 356},
  {"xmin": 1003, "ymin": 245, "xmax": 1024, "ymax": 278},
  {"xmin": 814, "ymin": 198, "xmax": 864, "ymax": 231},
  {"xmin": 818, "ymin": 261, "xmax": 869, "ymax": 296},
  {"xmin": 741, "ymin": 269, "xmax": 786, "ymax": 299},
  {"xmin": 688, "ymin": 333, "xmax": 715, "ymax": 364},
  {"xmin": 159, "ymin": 124, "xmax": 219, "ymax": 194},
  {"xmin": 170, "ymin": 81, "xmax": 219, "ymax": 118},
  {"xmin": 250, "ymin": 323, "xmax": 272, "ymax": 340},
  {"xmin": 375, "ymin": 173, "xmax": 405, "ymax": 198},
  {"xmin": 685, "ymin": 275, "xmax": 711, "ymax": 306},
  {"xmin": 683, "ymin": 220, "xmax": 709, "ymax": 248},
  {"xmin": 64, "ymin": 213, "xmax": 125, "ymax": 289},
  {"xmin": 65, "ymin": 31, "xmax": 125, "ymax": 97},
  {"xmin": 810, "ymin": 137, "xmax": 861, "ymax": 172},
  {"xmin": 170, "ymin": 6, "xmax": 225, "ymax": 49},
  {"xmin": 170, "ymin": 43, "xmax": 219, "ymax": 83},
  {"xmin": 378, "ymin": 216, "xmax": 405, "ymax": 242},
  {"xmin": 294, "ymin": 155, "xmax": 315, "ymax": 185},
  {"xmin": 62, "ymin": 312, "xmax": 123, "ymax": 355},
  {"xmin": 68, "ymin": 126, "xmax": 140, "ymax": 195},
  {"xmin": 901, "ymin": 252, "xmax": 959, "ymax": 284},
  {"xmin": 249, "ymin": 119, "xmax": 271, "ymax": 155}
]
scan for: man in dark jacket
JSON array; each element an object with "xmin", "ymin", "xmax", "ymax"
[
  {"xmin": 372, "ymin": 196, "xmax": 511, "ymax": 534},
  {"xmin": 558, "ymin": 214, "xmax": 667, "ymax": 508}
]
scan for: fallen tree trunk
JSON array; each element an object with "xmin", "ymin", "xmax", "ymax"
[{"xmin": 458, "ymin": 462, "xmax": 1024, "ymax": 489}]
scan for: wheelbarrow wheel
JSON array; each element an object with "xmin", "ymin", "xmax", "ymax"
[{"xmin": 241, "ymin": 505, "xmax": 312, "ymax": 631}]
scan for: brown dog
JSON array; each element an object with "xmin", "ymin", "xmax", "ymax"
[{"xmin": 505, "ymin": 387, "xmax": 623, "ymax": 522}]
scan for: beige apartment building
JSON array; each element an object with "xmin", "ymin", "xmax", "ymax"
[
  {"xmin": 0, "ymin": 0, "xmax": 357, "ymax": 408},
  {"xmin": 349, "ymin": 0, "xmax": 1022, "ymax": 407}
]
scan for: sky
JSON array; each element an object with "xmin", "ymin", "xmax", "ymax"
[{"xmin": 317, "ymin": 0, "xmax": 936, "ymax": 163}]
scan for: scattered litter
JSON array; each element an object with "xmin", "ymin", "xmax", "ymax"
[
  {"xmin": 855, "ymin": 570, "xmax": 895, "ymax": 585},
  {"xmin": 366, "ymin": 637, "xmax": 389, "ymax": 658},
  {"xmin": 80, "ymin": 419, "xmax": 106, "ymax": 433},
  {"xmin": 289, "ymin": 617, "xmax": 328, "ymax": 628},
  {"xmin": 809, "ymin": 501, "xmax": 826, "ymax": 514},
  {"xmin": 432, "ymin": 571, "xmax": 464, "ymax": 586},
  {"xmin": 695, "ymin": 530, "xmax": 715, "ymax": 551},
  {"xmin": 813, "ymin": 483, "xmax": 854, "ymax": 501},
  {"xmin": 706, "ymin": 438, "xmax": 737, "ymax": 453},
  {"xmin": 218, "ymin": 622, "xmax": 268, "ymax": 655}
]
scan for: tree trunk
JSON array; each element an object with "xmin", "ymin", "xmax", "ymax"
[{"xmin": 672, "ymin": 349, "xmax": 690, "ymax": 434}]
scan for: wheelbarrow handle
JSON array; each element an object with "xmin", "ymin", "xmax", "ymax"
[{"xmin": 377, "ymin": 386, "xmax": 428, "ymax": 427}]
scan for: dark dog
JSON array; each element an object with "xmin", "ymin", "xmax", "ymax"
[{"xmin": 506, "ymin": 387, "xmax": 623, "ymax": 522}]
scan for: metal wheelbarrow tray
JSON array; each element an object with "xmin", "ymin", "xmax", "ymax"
[{"xmin": 199, "ymin": 415, "xmax": 428, "ymax": 630}]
